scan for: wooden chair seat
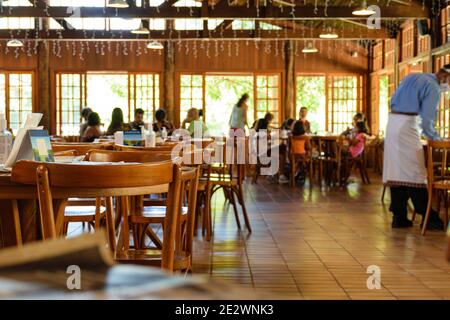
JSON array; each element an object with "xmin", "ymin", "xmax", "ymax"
[
  {"xmin": 64, "ymin": 206, "xmax": 106, "ymax": 222},
  {"xmin": 129, "ymin": 206, "xmax": 188, "ymax": 224}
]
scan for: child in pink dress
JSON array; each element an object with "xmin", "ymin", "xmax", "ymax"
[{"xmin": 348, "ymin": 122, "xmax": 367, "ymax": 158}]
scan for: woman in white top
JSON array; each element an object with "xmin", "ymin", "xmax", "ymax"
[{"xmin": 229, "ymin": 93, "xmax": 249, "ymax": 133}]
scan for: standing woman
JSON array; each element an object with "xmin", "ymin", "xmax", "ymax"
[
  {"xmin": 229, "ymin": 93, "xmax": 249, "ymax": 135},
  {"xmin": 383, "ymin": 65, "xmax": 450, "ymax": 229}
]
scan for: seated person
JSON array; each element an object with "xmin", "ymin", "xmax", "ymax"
[
  {"xmin": 106, "ymin": 108, "xmax": 130, "ymax": 136},
  {"xmin": 281, "ymin": 118, "xmax": 295, "ymax": 131},
  {"xmin": 278, "ymin": 121, "xmax": 311, "ymax": 184},
  {"xmin": 81, "ymin": 112, "xmax": 102, "ymax": 142},
  {"xmin": 129, "ymin": 108, "xmax": 146, "ymax": 131},
  {"xmin": 152, "ymin": 108, "xmax": 175, "ymax": 135},
  {"xmin": 339, "ymin": 121, "xmax": 370, "ymax": 184},
  {"xmin": 79, "ymin": 107, "xmax": 92, "ymax": 138},
  {"xmin": 291, "ymin": 121, "xmax": 311, "ymax": 154},
  {"xmin": 341, "ymin": 112, "xmax": 370, "ymax": 137},
  {"xmin": 182, "ymin": 108, "xmax": 209, "ymax": 137},
  {"xmin": 298, "ymin": 107, "xmax": 311, "ymax": 134},
  {"xmin": 343, "ymin": 121, "xmax": 369, "ymax": 159},
  {"xmin": 254, "ymin": 112, "xmax": 275, "ymax": 132}
]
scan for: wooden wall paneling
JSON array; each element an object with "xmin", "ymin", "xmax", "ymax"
[
  {"xmin": 373, "ymin": 41, "xmax": 384, "ymax": 71},
  {"xmin": 401, "ymin": 20, "xmax": 417, "ymax": 62},
  {"xmin": 384, "ymin": 39, "xmax": 396, "ymax": 69}
]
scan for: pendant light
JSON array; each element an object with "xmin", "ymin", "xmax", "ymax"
[
  {"xmin": 7, "ymin": 39, "xmax": 24, "ymax": 47},
  {"xmin": 319, "ymin": 27, "xmax": 339, "ymax": 39},
  {"xmin": 107, "ymin": 0, "xmax": 129, "ymax": 8},
  {"xmin": 147, "ymin": 40, "xmax": 164, "ymax": 50},
  {"xmin": 131, "ymin": 21, "xmax": 150, "ymax": 34},
  {"xmin": 352, "ymin": 1, "xmax": 376, "ymax": 16},
  {"xmin": 302, "ymin": 42, "xmax": 318, "ymax": 53}
]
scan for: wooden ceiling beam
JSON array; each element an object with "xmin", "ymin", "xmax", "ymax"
[
  {"xmin": 0, "ymin": 5, "xmax": 429, "ymax": 19},
  {"xmin": 0, "ymin": 28, "xmax": 391, "ymax": 40}
]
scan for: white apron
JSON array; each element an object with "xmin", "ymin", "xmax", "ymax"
[{"xmin": 382, "ymin": 113, "xmax": 427, "ymax": 188}]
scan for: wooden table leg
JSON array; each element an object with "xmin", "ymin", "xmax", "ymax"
[{"xmin": 0, "ymin": 199, "xmax": 37, "ymax": 248}]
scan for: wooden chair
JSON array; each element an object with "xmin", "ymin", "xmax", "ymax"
[
  {"xmin": 52, "ymin": 142, "xmax": 114, "ymax": 156},
  {"xmin": 207, "ymin": 137, "xmax": 252, "ymax": 236},
  {"xmin": 114, "ymin": 144, "xmax": 179, "ymax": 152},
  {"xmin": 52, "ymin": 142, "xmax": 115, "ymax": 232},
  {"xmin": 314, "ymin": 136, "xmax": 341, "ymax": 185},
  {"xmin": 87, "ymin": 150, "xmax": 202, "ymax": 271},
  {"xmin": 116, "ymin": 167, "xmax": 199, "ymax": 272},
  {"xmin": 11, "ymin": 159, "xmax": 183, "ymax": 272},
  {"xmin": 421, "ymin": 140, "xmax": 450, "ymax": 236},
  {"xmin": 252, "ymin": 132, "xmax": 276, "ymax": 184},
  {"xmin": 338, "ymin": 138, "xmax": 371, "ymax": 185},
  {"xmin": 289, "ymin": 136, "xmax": 313, "ymax": 187},
  {"xmin": 53, "ymin": 150, "xmax": 78, "ymax": 157}
]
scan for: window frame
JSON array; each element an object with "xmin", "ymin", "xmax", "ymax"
[
  {"xmin": 0, "ymin": 70, "xmax": 35, "ymax": 133},
  {"xmin": 176, "ymin": 72, "xmax": 282, "ymax": 128},
  {"xmin": 295, "ymin": 73, "xmax": 363, "ymax": 133},
  {"xmin": 55, "ymin": 71, "xmax": 161, "ymax": 135}
]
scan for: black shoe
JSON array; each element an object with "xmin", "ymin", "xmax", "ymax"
[
  {"xmin": 392, "ymin": 217, "xmax": 413, "ymax": 228},
  {"xmin": 420, "ymin": 215, "xmax": 444, "ymax": 231}
]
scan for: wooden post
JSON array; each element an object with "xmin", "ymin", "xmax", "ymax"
[
  {"xmin": 284, "ymin": 40, "xmax": 295, "ymax": 120},
  {"xmin": 37, "ymin": 42, "xmax": 51, "ymax": 131},
  {"xmin": 164, "ymin": 41, "xmax": 175, "ymax": 123}
]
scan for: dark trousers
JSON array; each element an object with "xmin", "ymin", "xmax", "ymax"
[{"xmin": 390, "ymin": 186, "xmax": 436, "ymax": 218}]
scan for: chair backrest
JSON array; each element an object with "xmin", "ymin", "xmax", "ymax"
[
  {"xmin": 177, "ymin": 167, "xmax": 199, "ymax": 268},
  {"xmin": 290, "ymin": 136, "xmax": 309, "ymax": 155},
  {"xmin": 11, "ymin": 159, "xmax": 182, "ymax": 271},
  {"xmin": 53, "ymin": 150, "xmax": 78, "ymax": 157},
  {"xmin": 52, "ymin": 142, "xmax": 114, "ymax": 156},
  {"xmin": 114, "ymin": 144, "xmax": 179, "ymax": 152},
  {"xmin": 87, "ymin": 150, "xmax": 176, "ymax": 164},
  {"xmin": 427, "ymin": 140, "xmax": 450, "ymax": 186}
]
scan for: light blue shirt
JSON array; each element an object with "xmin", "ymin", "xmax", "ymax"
[{"xmin": 391, "ymin": 73, "xmax": 442, "ymax": 140}]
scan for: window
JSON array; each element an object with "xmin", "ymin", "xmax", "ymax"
[
  {"xmin": 379, "ymin": 75, "xmax": 390, "ymax": 135},
  {"xmin": 57, "ymin": 72, "xmax": 160, "ymax": 135},
  {"xmin": 232, "ymin": 20, "xmax": 255, "ymax": 30},
  {"xmin": 173, "ymin": 0, "xmax": 201, "ymax": 6},
  {"xmin": 180, "ymin": 74, "xmax": 204, "ymax": 122},
  {"xmin": 0, "ymin": 73, "xmax": 32, "ymax": 132},
  {"xmin": 296, "ymin": 76, "xmax": 326, "ymax": 133},
  {"xmin": 328, "ymin": 75, "xmax": 362, "ymax": 133},
  {"xmin": 259, "ymin": 22, "xmax": 282, "ymax": 30},
  {"xmin": 0, "ymin": 72, "xmax": 33, "ymax": 133},
  {"xmin": 0, "ymin": 18, "xmax": 34, "ymax": 29},
  {"xmin": 175, "ymin": 19, "xmax": 203, "ymax": 30},
  {"xmin": 56, "ymin": 73, "xmax": 86, "ymax": 136},
  {"xmin": 130, "ymin": 73, "xmax": 160, "ymax": 124},
  {"xmin": 255, "ymin": 75, "xmax": 280, "ymax": 127},
  {"xmin": 48, "ymin": 0, "xmax": 105, "ymax": 6}
]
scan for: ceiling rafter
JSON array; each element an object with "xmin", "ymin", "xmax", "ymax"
[
  {"xmin": 0, "ymin": 4, "xmax": 430, "ymax": 19},
  {"xmin": 0, "ymin": 27, "xmax": 391, "ymax": 40}
]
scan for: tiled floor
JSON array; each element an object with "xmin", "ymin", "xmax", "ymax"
[{"xmin": 192, "ymin": 175, "xmax": 450, "ymax": 300}]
